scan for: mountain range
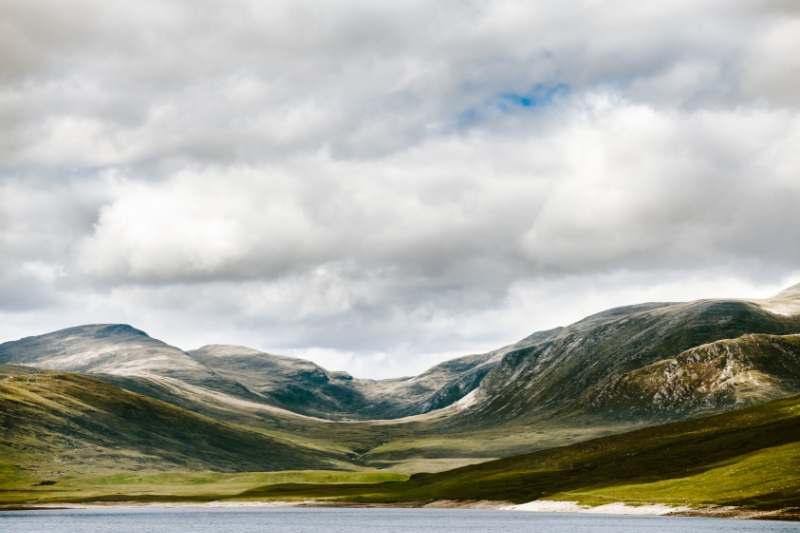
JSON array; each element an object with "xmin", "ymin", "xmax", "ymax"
[{"xmin": 2, "ymin": 283, "xmax": 800, "ymax": 484}]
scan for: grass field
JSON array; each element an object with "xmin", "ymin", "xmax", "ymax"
[
  {"xmin": 0, "ymin": 469, "xmax": 407, "ymax": 505},
  {"xmin": 554, "ymin": 440, "xmax": 800, "ymax": 508}
]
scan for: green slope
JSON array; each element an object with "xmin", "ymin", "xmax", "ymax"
[
  {"xmin": 0, "ymin": 366, "xmax": 352, "ymax": 484},
  {"xmin": 0, "ymin": 470, "xmax": 407, "ymax": 506},
  {"xmin": 7, "ymin": 391, "xmax": 800, "ymax": 512},
  {"xmin": 245, "ymin": 391, "xmax": 800, "ymax": 512}
]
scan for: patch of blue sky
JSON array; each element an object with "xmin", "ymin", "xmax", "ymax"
[
  {"xmin": 454, "ymin": 83, "xmax": 570, "ymax": 129},
  {"xmin": 496, "ymin": 83, "xmax": 570, "ymax": 112}
]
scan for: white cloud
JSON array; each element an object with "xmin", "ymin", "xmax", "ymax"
[
  {"xmin": 0, "ymin": 0, "xmax": 799, "ymax": 377},
  {"xmin": 69, "ymin": 100, "xmax": 800, "ymax": 285}
]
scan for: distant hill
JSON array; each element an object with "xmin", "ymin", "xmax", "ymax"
[
  {"xmin": 0, "ymin": 324, "xmax": 532, "ymax": 421},
  {"xmin": 185, "ymin": 343, "xmax": 505, "ymax": 419}
]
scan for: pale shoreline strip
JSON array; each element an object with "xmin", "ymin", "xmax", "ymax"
[
  {"xmin": 501, "ymin": 500, "xmax": 691, "ymax": 515},
  {"xmin": 8, "ymin": 499, "xmax": 787, "ymax": 520}
]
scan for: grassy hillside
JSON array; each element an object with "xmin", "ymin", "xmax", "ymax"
[
  {"xmin": 0, "ymin": 366, "xmax": 353, "ymax": 484},
  {"xmin": 242, "ymin": 391, "xmax": 800, "ymax": 512},
  {"xmin": 92, "ymin": 370, "xmax": 641, "ymax": 473}
]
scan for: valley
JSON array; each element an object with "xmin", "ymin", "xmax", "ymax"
[{"xmin": 234, "ymin": 388, "xmax": 800, "ymax": 520}]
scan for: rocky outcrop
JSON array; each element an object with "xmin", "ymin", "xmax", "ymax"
[{"xmin": 591, "ymin": 333, "xmax": 800, "ymax": 420}]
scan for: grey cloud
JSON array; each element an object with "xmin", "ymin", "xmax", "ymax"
[
  {"xmin": 0, "ymin": 0, "xmax": 798, "ymax": 377},
  {"xmin": 2, "ymin": 0, "xmax": 796, "ymax": 165},
  {"xmin": 63, "ymin": 105, "xmax": 800, "ymax": 284}
]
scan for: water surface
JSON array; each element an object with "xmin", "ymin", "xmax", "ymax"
[{"xmin": 2, "ymin": 507, "xmax": 799, "ymax": 533}]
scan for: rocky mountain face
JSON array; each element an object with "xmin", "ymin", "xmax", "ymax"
[
  {"xmin": 457, "ymin": 289, "xmax": 800, "ymax": 426},
  {"xmin": 591, "ymin": 333, "xmax": 800, "ymax": 419}
]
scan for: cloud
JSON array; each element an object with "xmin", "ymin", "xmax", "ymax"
[
  {"xmin": 0, "ymin": 0, "xmax": 799, "ymax": 377},
  {"xmin": 71, "ymin": 101, "xmax": 800, "ymax": 283}
]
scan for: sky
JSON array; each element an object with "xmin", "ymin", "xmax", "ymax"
[{"xmin": 1, "ymin": 0, "xmax": 799, "ymax": 379}]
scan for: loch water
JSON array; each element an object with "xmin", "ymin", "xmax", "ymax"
[{"xmin": 2, "ymin": 507, "xmax": 800, "ymax": 533}]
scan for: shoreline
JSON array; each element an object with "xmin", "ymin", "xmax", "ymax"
[
  {"xmin": 501, "ymin": 500, "xmax": 691, "ymax": 515},
  {"xmin": 502, "ymin": 500, "xmax": 800, "ymax": 521},
  {"xmin": 3, "ymin": 499, "xmax": 800, "ymax": 521}
]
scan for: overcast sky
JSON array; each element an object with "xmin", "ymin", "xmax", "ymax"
[{"xmin": 1, "ymin": 0, "xmax": 799, "ymax": 378}]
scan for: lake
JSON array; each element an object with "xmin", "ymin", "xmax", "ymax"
[{"xmin": 2, "ymin": 507, "xmax": 799, "ymax": 533}]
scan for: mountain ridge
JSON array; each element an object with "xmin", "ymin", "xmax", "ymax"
[
  {"xmin": 454, "ymin": 296, "xmax": 800, "ymax": 428},
  {"xmin": 2, "ymin": 283, "xmax": 800, "ymax": 472}
]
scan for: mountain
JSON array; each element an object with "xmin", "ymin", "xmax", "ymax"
[
  {"xmin": 454, "ymin": 292, "xmax": 800, "ymax": 427},
  {"xmin": 0, "ymin": 324, "xmax": 264, "ymax": 400},
  {"xmin": 0, "ymin": 324, "xmax": 207, "ymax": 378}
]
